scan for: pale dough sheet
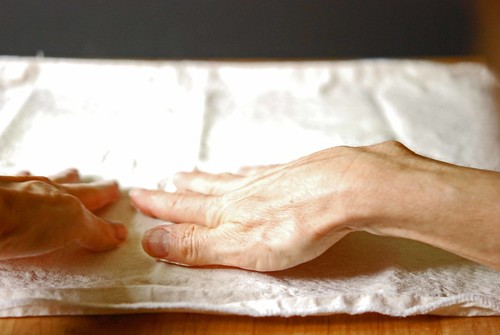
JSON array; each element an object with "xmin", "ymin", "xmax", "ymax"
[{"xmin": 0, "ymin": 57, "xmax": 499, "ymax": 317}]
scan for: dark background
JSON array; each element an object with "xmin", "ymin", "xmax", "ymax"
[{"xmin": 0, "ymin": 0, "xmax": 474, "ymax": 59}]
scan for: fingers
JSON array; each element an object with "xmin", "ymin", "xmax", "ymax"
[
  {"xmin": 141, "ymin": 223, "xmax": 304, "ymax": 271},
  {"xmin": 76, "ymin": 213, "xmax": 127, "ymax": 252},
  {"xmin": 50, "ymin": 168, "xmax": 81, "ymax": 184},
  {"xmin": 130, "ymin": 188, "xmax": 218, "ymax": 225},
  {"xmin": 142, "ymin": 224, "xmax": 243, "ymax": 269},
  {"xmin": 14, "ymin": 168, "xmax": 81, "ymax": 183},
  {"xmin": 63, "ymin": 180, "xmax": 120, "ymax": 211},
  {"xmin": 237, "ymin": 163, "xmax": 282, "ymax": 176},
  {"xmin": 174, "ymin": 171, "xmax": 247, "ymax": 195},
  {"xmin": 142, "ymin": 224, "xmax": 213, "ymax": 265},
  {"xmin": 173, "ymin": 164, "xmax": 285, "ymax": 195},
  {"xmin": 15, "ymin": 170, "xmax": 31, "ymax": 177}
]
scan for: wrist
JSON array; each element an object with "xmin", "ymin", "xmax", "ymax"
[{"xmin": 355, "ymin": 158, "xmax": 500, "ymax": 269}]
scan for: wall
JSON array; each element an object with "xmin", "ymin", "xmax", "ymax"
[{"xmin": 0, "ymin": 0, "xmax": 474, "ymax": 59}]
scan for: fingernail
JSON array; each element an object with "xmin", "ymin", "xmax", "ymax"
[
  {"xmin": 143, "ymin": 229, "xmax": 169, "ymax": 257},
  {"xmin": 112, "ymin": 223, "xmax": 128, "ymax": 241}
]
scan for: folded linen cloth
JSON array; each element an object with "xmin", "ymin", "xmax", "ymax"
[{"xmin": 0, "ymin": 57, "xmax": 499, "ymax": 317}]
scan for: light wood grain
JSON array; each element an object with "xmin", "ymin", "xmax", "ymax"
[{"xmin": 1, "ymin": 313, "xmax": 499, "ymax": 335}]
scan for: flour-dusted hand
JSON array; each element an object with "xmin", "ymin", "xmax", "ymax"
[
  {"xmin": 0, "ymin": 169, "xmax": 127, "ymax": 260},
  {"xmin": 130, "ymin": 141, "xmax": 500, "ymax": 271}
]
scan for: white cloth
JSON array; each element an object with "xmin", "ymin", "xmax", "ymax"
[{"xmin": 0, "ymin": 57, "xmax": 499, "ymax": 317}]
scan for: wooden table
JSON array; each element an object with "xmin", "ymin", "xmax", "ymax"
[{"xmin": 1, "ymin": 312, "xmax": 499, "ymax": 334}]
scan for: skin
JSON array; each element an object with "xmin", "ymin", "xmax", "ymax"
[
  {"xmin": 3, "ymin": 4, "xmax": 499, "ymax": 267},
  {"xmin": 130, "ymin": 141, "xmax": 500, "ymax": 272},
  {"xmin": 0, "ymin": 169, "xmax": 127, "ymax": 260}
]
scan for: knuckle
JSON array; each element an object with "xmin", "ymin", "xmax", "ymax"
[
  {"xmin": 168, "ymin": 194, "xmax": 183, "ymax": 210},
  {"xmin": 20, "ymin": 178, "xmax": 53, "ymax": 192},
  {"xmin": 381, "ymin": 140, "xmax": 407, "ymax": 151},
  {"xmin": 367, "ymin": 140, "xmax": 410, "ymax": 156},
  {"xmin": 52, "ymin": 192, "xmax": 86, "ymax": 217},
  {"xmin": 20, "ymin": 179, "xmax": 84, "ymax": 212},
  {"xmin": 60, "ymin": 192, "xmax": 82, "ymax": 208},
  {"xmin": 177, "ymin": 225, "xmax": 200, "ymax": 262},
  {"xmin": 205, "ymin": 196, "xmax": 226, "ymax": 227},
  {"xmin": 206, "ymin": 184, "xmax": 219, "ymax": 195}
]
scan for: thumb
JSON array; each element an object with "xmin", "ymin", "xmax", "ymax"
[
  {"xmin": 142, "ymin": 224, "xmax": 222, "ymax": 267},
  {"xmin": 76, "ymin": 213, "xmax": 128, "ymax": 252}
]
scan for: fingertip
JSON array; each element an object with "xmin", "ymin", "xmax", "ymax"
[
  {"xmin": 100, "ymin": 179, "xmax": 119, "ymax": 192},
  {"xmin": 129, "ymin": 188, "xmax": 164, "ymax": 219},
  {"xmin": 110, "ymin": 181, "xmax": 121, "ymax": 200},
  {"xmin": 51, "ymin": 168, "xmax": 80, "ymax": 183},
  {"xmin": 111, "ymin": 222, "xmax": 128, "ymax": 242},
  {"xmin": 77, "ymin": 218, "xmax": 128, "ymax": 252},
  {"xmin": 142, "ymin": 228, "xmax": 169, "ymax": 258},
  {"xmin": 172, "ymin": 172, "xmax": 190, "ymax": 191},
  {"xmin": 129, "ymin": 187, "xmax": 147, "ymax": 199},
  {"xmin": 129, "ymin": 188, "xmax": 147, "ymax": 208}
]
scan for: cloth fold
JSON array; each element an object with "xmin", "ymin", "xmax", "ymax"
[{"xmin": 0, "ymin": 57, "xmax": 499, "ymax": 317}]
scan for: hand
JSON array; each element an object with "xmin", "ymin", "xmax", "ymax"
[
  {"xmin": 130, "ymin": 141, "xmax": 500, "ymax": 271},
  {"xmin": 129, "ymin": 142, "xmax": 403, "ymax": 271},
  {"xmin": 0, "ymin": 169, "xmax": 127, "ymax": 260}
]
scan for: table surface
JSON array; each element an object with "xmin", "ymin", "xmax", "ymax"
[{"xmin": 1, "ymin": 312, "xmax": 499, "ymax": 335}]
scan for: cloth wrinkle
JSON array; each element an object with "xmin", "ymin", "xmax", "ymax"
[{"xmin": 0, "ymin": 56, "xmax": 499, "ymax": 317}]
